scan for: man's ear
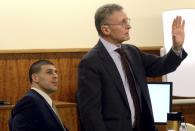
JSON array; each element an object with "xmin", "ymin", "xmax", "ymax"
[
  {"xmin": 101, "ymin": 25, "xmax": 111, "ymax": 36},
  {"xmin": 31, "ymin": 73, "xmax": 39, "ymax": 83}
]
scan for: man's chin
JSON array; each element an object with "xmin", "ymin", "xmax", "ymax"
[
  {"xmin": 122, "ymin": 37, "xmax": 130, "ymax": 42},
  {"xmin": 123, "ymin": 35, "xmax": 130, "ymax": 40},
  {"xmin": 47, "ymin": 87, "xmax": 58, "ymax": 94},
  {"xmin": 125, "ymin": 36, "xmax": 130, "ymax": 41},
  {"xmin": 52, "ymin": 87, "xmax": 58, "ymax": 92}
]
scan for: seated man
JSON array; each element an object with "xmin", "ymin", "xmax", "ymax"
[{"xmin": 9, "ymin": 60, "xmax": 68, "ymax": 131}]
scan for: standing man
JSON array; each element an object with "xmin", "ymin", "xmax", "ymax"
[
  {"xmin": 77, "ymin": 3, "xmax": 187, "ymax": 131},
  {"xmin": 9, "ymin": 60, "xmax": 68, "ymax": 131}
]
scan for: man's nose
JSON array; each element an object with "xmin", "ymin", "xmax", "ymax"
[
  {"xmin": 53, "ymin": 72, "xmax": 58, "ymax": 78},
  {"xmin": 126, "ymin": 24, "xmax": 131, "ymax": 29}
]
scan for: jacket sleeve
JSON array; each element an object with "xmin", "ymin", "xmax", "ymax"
[
  {"xmin": 141, "ymin": 48, "xmax": 187, "ymax": 77},
  {"xmin": 77, "ymin": 58, "xmax": 107, "ymax": 131}
]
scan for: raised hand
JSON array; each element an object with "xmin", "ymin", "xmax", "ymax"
[{"xmin": 172, "ymin": 16, "xmax": 185, "ymax": 50}]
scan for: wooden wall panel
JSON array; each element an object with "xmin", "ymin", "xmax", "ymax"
[
  {"xmin": 56, "ymin": 102, "xmax": 79, "ymax": 131},
  {"xmin": 0, "ymin": 105, "xmax": 14, "ymax": 131},
  {"xmin": 0, "ymin": 52, "xmax": 86, "ymax": 104},
  {"xmin": 0, "ymin": 47, "xmax": 161, "ymax": 105}
]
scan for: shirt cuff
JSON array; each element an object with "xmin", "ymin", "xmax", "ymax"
[{"xmin": 172, "ymin": 47, "xmax": 183, "ymax": 58}]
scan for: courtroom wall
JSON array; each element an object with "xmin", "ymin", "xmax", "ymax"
[{"xmin": 0, "ymin": 0, "xmax": 195, "ymax": 50}]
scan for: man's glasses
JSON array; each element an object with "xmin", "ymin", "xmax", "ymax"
[{"xmin": 104, "ymin": 18, "xmax": 131, "ymax": 28}]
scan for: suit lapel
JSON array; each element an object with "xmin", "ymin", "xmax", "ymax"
[
  {"xmin": 30, "ymin": 90, "xmax": 65, "ymax": 130},
  {"xmin": 96, "ymin": 41, "xmax": 130, "ymax": 108},
  {"xmin": 48, "ymin": 104, "xmax": 65, "ymax": 130}
]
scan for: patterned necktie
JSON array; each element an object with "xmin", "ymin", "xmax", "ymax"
[
  {"xmin": 52, "ymin": 102, "xmax": 67, "ymax": 131},
  {"xmin": 115, "ymin": 48, "xmax": 142, "ymax": 131}
]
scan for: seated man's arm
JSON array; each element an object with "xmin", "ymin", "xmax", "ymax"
[{"xmin": 9, "ymin": 96, "xmax": 40, "ymax": 131}]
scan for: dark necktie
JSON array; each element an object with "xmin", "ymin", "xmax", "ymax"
[{"xmin": 115, "ymin": 48, "xmax": 142, "ymax": 131}]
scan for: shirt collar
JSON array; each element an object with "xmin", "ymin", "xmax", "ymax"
[
  {"xmin": 100, "ymin": 37, "xmax": 121, "ymax": 53},
  {"xmin": 31, "ymin": 87, "xmax": 53, "ymax": 107}
]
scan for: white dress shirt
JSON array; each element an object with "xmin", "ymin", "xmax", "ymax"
[
  {"xmin": 100, "ymin": 37, "xmax": 136, "ymax": 125},
  {"xmin": 31, "ymin": 87, "xmax": 54, "ymax": 112}
]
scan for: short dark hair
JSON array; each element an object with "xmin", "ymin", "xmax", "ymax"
[
  {"xmin": 95, "ymin": 3, "xmax": 123, "ymax": 36},
  {"xmin": 29, "ymin": 60, "xmax": 54, "ymax": 83}
]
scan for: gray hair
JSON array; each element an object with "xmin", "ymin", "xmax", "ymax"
[{"xmin": 95, "ymin": 4, "xmax": 123, "ymax": 36}]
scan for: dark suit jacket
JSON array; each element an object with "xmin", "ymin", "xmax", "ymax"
[
  {"xmin": 77, "ymin": 40, "xmax": 187, "ymax": 131},
  {"xmin": 9, "ymin": 89, "xmax": 67, "ymax": 131}
]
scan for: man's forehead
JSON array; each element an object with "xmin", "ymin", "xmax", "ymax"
[
  {"xmin": 109, "ymin": 10, "xmax": 128, "ymax": 20},
  {"xmin": 40, "ymin": 64, "xmax": 56, "ymax": 70}
]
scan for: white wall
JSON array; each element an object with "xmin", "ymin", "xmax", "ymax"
[{"xmin": 0, "ymin": 0, "xmax": 195, "ymax": 49}]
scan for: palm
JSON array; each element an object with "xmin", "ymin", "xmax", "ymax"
[{"xmin": 172, "ymin": 16, "xmax": 185, "ymax": 49}]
